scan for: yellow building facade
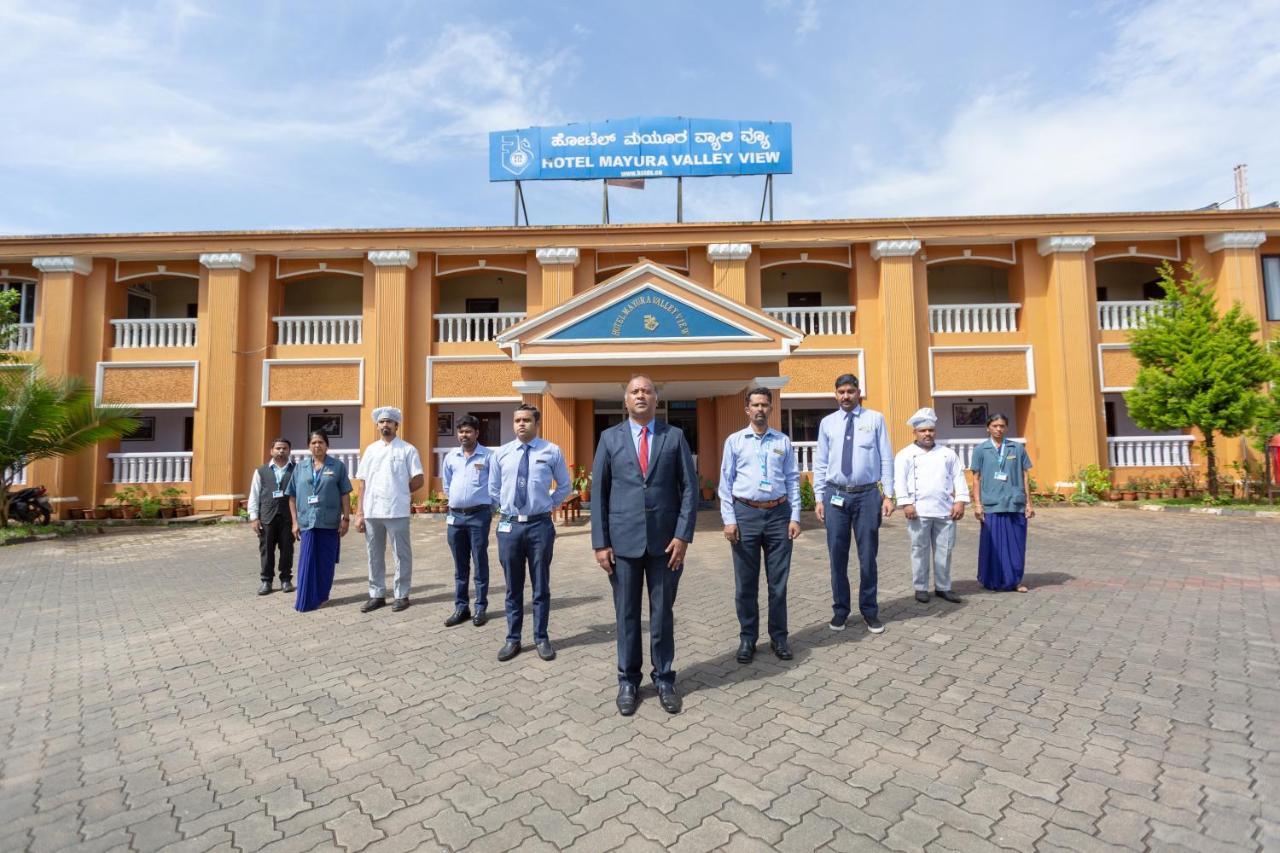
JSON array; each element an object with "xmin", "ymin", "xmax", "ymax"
[{"xmin": 1, "ymin": 209, "xmax": 1277, "ymax": 515}]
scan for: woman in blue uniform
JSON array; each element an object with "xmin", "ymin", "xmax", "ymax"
[
  {"xmin": 289, "ymin": 430, "xmax": 353, "ymax": 611},
  {"xmin": 969, "ymin": 413, "xmax": 1034, "ymax": 592}
]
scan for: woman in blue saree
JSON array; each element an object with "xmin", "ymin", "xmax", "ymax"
[
  {"xmin": 969, "ymin": 413, "xmax": 1035, "ymax": 592},
  {"xmin": 289, "ymin": 430, "xmax": 353, "ymax": 611}
]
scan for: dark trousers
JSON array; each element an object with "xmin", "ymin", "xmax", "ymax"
[
  {"xmin": 497, "ymin": 516, "xmax": 554, "ymax": 644},
  {"xmin": 447, "ymin": 508, "xmax": 491, "ymax": 611},
  {"xmin": 824, "ymin": 488, "xmax": 881, "ymax": 620},
  {"xmin": 610, "ymin": 552, "xmax": 682, "ymax": 687},
  {"xmin": 731, "ymin": 502, "xmax": 793, "ymax": 644},
  {"xmin": 258, "ymin": 513, "xmax": 294, "ymax": 582}
]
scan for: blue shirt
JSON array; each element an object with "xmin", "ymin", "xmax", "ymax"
[
  {"xmin": 813, "ymin": 406, "xmax": 894, "ymax": 501},
  {"xmin": 488, "ymin": 437, "xmax": 572, "ymax": 517},
  {"xmin": 442, "ymin": 444, "xmax": 494, "ymax": 510},
  {"xmin": 718, "ymin": 426, "xmax": 802, "ymax": 524},
  {"xmin": 628, "ymin": 418, "xmax": 657, "ymax": 468},
  {"xmin": 287, "ymin": 456, "xmax": 353, "ymax": 530},
  {"xmin": 969, "ymin": 439, "xmax": 1032, "ymax": 513}
]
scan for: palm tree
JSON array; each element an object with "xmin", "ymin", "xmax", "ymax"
[{"xmin": 0, "ymin": 368, "xmax": 139, "ymax": 525}]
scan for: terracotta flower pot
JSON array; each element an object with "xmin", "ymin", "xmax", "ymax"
[
  {"xmin": 108, "ymin": 507, "xmax": 124, "ymax": 519},
  {"xmin": 121, "ymin": 506, "xmax": 140, "ymax": 519},
  {"xmin": 1106, "ymin": 490, "xmax": 1121, "ymax": 501},
  {"xmin": 160, "ymin": 507, "xmax": 176, "ymax": 519},
  {"xmin": 92, "ymin": 507, "xmax": 110, "ymax": 520},
  {"xmin": 1121, "ymin": 491, "xmax": 1137, "ymax": 501}
]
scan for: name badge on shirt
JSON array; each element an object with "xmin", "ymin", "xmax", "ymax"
[
  {"xmin": 830, "ymin": 494, "xmax": 846, "ymax": 507},
  {"xmin": 272, "ymin": 489, "xmax": 285, "ymax": 499},
  {"xmin": 759, "ymin": 478, "xmax": 772, "ymax": 489},
  {"xmin": 307, "ymin": 494, "xmax": 320, "ymax": 505},
  {"xmin": 497, "ymin": 520, "xmax": 513, "ymax": 533},
  {"xmin": 445, "ymin": 514, "xmax": 456, "ymax": 526},
  {"xmin": 994, "ymin": 471, "xmax": 1010, "ymax": 482}
]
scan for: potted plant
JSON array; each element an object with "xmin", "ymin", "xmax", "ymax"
[
  {"xmin": 139, "ymin": 496, "xmax": 162, "ymax": 520},
  {"xmin": 571, "ymin": 466, "xmax": 592, "ymax": 502},
  {"xmin": 1120, "ymin": 479, "xmax": 1138, "ymax": 501},
  {"xmin": 91, "ymin": 504, "xmax": 110, "ymax": 520},
  {"xmin": 427, "ymin": 493, "xmax": 448, "ymax": 513},
  {"xmin": 1156, "ymin": 478, "xmax": 1174, "ymax": 499},
  {"xmin": 160, "ymin": 487, "xmax": 185, "ymax": 519},
  {"xmin": 700, "ymin": 477, "xmax": 716, "ymax": 502}
]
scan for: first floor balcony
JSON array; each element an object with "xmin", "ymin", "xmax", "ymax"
[
  {"xmin": 929, "ymin": 303, "xmax": 1020, "ymax": 334},
  {"xmin": 763, "ymin": 306, "xmax": 855, "ymax": 337},
  {"xmin": 3, "ymin": 323, "xmax": 34, "ymax": 352},
  {"xmin": 435, "ymin": 312, "xmax": 526, "ymax": 343},
  {"xmin": 1107, "ymin": 435, "xmax": 1194, "ymax": 468},
  {"xmin": 109, "ymin": 452, "xmax": 193, "ymax": 483},
  {"xmin": 1098, "ymin": 300, "xmax": 1164, "ymax": 331},
  {"xmin": 112, "ymin": 318, "xmax": 197, "ymax": 349},
  {"xmin": 275, "ymin": 315, "xmax": 363, "ymax": 346}
]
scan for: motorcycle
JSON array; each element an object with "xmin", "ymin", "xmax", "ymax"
[{"xmin": 9, "ymin": 485, "xmax": 53, "ymax": 525}]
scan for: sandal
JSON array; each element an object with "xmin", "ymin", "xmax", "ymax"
[{"xmin": 1016, "ymin": 585, "xmax": 1029, "ymax": 593}]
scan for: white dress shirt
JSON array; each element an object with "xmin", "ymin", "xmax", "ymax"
[
  {"xmin": 893, "ymin": 442, "xmax": 970, "ymax": 518},
  {"xmin": 356, "ymin": 437, "xmax": 424, "ymax": 518}
]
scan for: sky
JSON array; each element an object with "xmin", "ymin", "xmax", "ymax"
[{"xmin": 2, "ymin": 0, "xmax": 1278, "ymax": 235}]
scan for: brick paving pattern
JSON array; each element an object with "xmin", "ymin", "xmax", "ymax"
[{"xmin": 0, "ymin": 508, "xmax": 1276, "ymax": 851}]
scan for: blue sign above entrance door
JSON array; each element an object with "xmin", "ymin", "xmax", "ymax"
[
  {"xmin": 543, "ymin": 286, "xmax": 759, "ymax": 342},
  {"xmin": 490, "ymin": 117, "xmax": 792, "ymax": 181}
]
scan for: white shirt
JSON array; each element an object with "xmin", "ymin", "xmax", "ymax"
[
  {"xmin": 893, "ymin": 442, "xmax": 970, "ymax": 518},
  {"xmin": 356, "ymin": 437, "xmax": 424, "ymax": 519}
]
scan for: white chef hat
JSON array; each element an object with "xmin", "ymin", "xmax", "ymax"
[
  {"xmin": 372, "ymin": 406, "xmax": 403, "ymax": 424},
  {"xmin": 907, "ymin": 407, "xmax": 938, "ymax": 429}
]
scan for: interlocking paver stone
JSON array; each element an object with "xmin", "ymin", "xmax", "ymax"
[{"xmin": 0, "ymin": 510, "xmax": 1276, "ymax": 851}]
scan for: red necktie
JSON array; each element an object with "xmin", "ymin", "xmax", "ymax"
[{"xmin": 638, "ymin": 426, "xmax": 649, "ymax": 477}]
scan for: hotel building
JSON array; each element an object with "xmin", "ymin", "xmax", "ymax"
[{"xmin": 1, "ymin": 209, "xmax": 1277, "ymax": 515}]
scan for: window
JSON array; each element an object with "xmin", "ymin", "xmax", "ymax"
[
  {"xmin": 0, "ymin": 281, "xmax": 37, "ymax": 323},
  {"xmin": 787, "ymin": 409, "xmax": 827, "ymax": 442},
  {"xmin": 1104, "ymin": 401, "xmax": 1116, "ymax": 438},
  {"xmin": 787, "ymin": 291, "xmax": 821, "ymax": 308},
  {"xmin": 1141, "ymin": 280, "xmax": 1165, "ymax": 301},
  {"xmin": 466, "ymin": 297, "xmax": 499, "ymax": 314},
  {"xmin": 1263, "ymin": 256, "xmax": 1280, "ymax": 321}
]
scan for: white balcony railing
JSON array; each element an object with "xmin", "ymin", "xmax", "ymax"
[
  {"xmin": 274, "ymin": 316, "xmax": 362, "ymax": 346},
  {"xmin": 436, "ymin": 312, "xmax": 526, "ymax": 343},
  {"xmin": 111, "ymin": 318, "xmax": 197, "ymax": 348},
  {"xmin": 291, "ymin": 449, "xmax": 360, "ymax": 479},
  {"xmin": 1107, "ymin": 436, "xmax": 1194, "ymax": 468},
  {"xmin": 763, "ymin": 306, "xmax": 855, "ymax": 336},
  {"xmin": 938, "ymin": 438, "xmax": 1030, "ymax": 468},
  {"xmin": 2, "ymin": 323, "xmax": 34, "ymax": 352},
  {"xmin": 792, "ymin": 441, "xmax": 817, "ymax": 472},
  {"xmin": 929, "ymin": 303, "xmax": 1020, "ymax": 334},
  {"xmin": 108, "ymin": 452, "xmax": 192, "ymax": 483},
  {"xmin": 1098, "ymin": 301, "xmax": 1165, "ymax": 331}
]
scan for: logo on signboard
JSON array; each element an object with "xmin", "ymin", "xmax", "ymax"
[
  {"xmin": 501, "ymin": 135, "xmax": 533, "ymax": 176},
  {"xmin": 643, "ymin": 314, "xmax": 659, "ymax": 332}
]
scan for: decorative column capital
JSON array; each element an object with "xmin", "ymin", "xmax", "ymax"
[
  {"xmin": 1036, "ymin": 236, "xmax": 1096, "ymax": 256},
  {"xmin": 513, "ymin": 380, "xmax": 549, "ymax": 395},
  {"xmin": 870, "ymin": 240, "xmax": 921, "ymax": 261},
  {"xmin": 32, "ymin": 256, "xmax": 92, "ymax": 275},
  {"xmin": 707, "ymin": 243, "xmax": 752, "ymax": 262},
  {"xmin": 535, "ymin": 247, "xmax": 580, "ymax": 266},
  {"xmin": 199, "ymin": 252, "xmax": 255, "ymax": 271},
  {"xmin": 751, "ymin": 376, "xmax": 790, "ymax": 390},
  {"xmin": 367, "ymin": 250, "xmax": 417, "ymax": 268},
  {"xmin": 1204, "ymin": 231, "xmax": 1266, "ymax": 253}
]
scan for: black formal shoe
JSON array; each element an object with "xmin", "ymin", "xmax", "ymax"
[
  {"xmin": 536, "ymin": 640, "xmax": 556, "ymax": 661},
  {"xmin": 656, "ymin": 682, "xmax": 682, "ymax": 715},
  {"xmin": 829, "ymin": 614, "xmax": 847, "ymax": 631},
  {"xmin": 360, "ymin": 597, "xmax": 385, "ymax": 613},
  {"xmin": 864, "ymin": 617, "xmax": 885, "ymax": 634},
  {"xmin": 257, "ymin": 581, "xmax": 272, "ymax": 595},
  {"xmin": 472, "ymin": 609, "xmax": 488, "ymax": 627},
  {"xmin": 391, "ymin": 598, "xmax": 410, "ymax": 612},
  {"xmin": 616, "ymin": 683, "xmax": 638, "ymax": 716},
  {"xmin": 445, "ymin": 607, "xmax": 471, "ymax": 627},
  {"xmin": 915, "ymin": 590, "xmax": 930, "ymax": 603},
  {"xmin": 770, "ymin": 638, "xmax": 793, "ymax": 661},
  {"xmin": 936, "ymin": 589, "xmax": 963, "ymax": 604},
  {"xmin": 497, "ymin": 641, "xmax": 521, "ymax": 662},
  {"xmin": 736, "ymin": 639, "xmax": 755, "ymax": 664},
  {"xmin": 280, "ymin": 580, "xmax": 294, "ymax": 594}
]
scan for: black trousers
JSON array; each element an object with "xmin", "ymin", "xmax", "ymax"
[
  {"xmin": 610, "ymin": 552, "xmax": 682, "ymax": 687},
  {"xmin": 730, "ymin": 502, "xmax": 793, "ymax": 643},
  {"xmin": 258, "ymin": 513, "xmax": 294, "ymax": 582}
]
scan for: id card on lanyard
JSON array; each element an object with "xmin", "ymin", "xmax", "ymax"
[
  {"xmin": 991, "ymin": 440, "xmax": 1011, "ymax": 482},
  {"xmin": 757, "ymin": 433, "xmax": 773, "ymax": 489},
  {"xmin": 308, "ymin": 462, "xmax": 324, "ymax": 505}
]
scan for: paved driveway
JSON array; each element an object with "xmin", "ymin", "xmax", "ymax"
[{"xmin": 0, "ymin": 508, "xmax": 1276, "ymax": 851}]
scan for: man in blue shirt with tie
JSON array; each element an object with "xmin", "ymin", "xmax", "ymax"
[
  {"xmin": 441, "ymin": 415, "xmax": 494, "ymax": 628},
  {"xmin": 489, "ymin": 404, "xmax": 572, "ymax": 662},
  {"xmin": 813, "ymin": 374, "xmax": 895, "ymax": 634},
  {"xmin": 719, "ymin": 387, "xmax": 802, "ymax": 663}
]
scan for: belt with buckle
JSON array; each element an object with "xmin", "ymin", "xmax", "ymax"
[
  {"xmin": 832, "ymin": 483, "xmax": 878, "ymax": 494},
  {"xmin": 734, "ymin": 496, "xmax": 789, "ymax": 510},
  {"xmin": 500, "ymin": 512, "xmax": 551, "ymax": 523},
  {"xmin": 449, "ymin": 505, "xmax": 489, "ymax": 515}
]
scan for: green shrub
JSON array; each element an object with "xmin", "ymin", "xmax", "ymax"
[{"xmin": 800, "ymin": 478, "xmax": 815, "ymax": 511}]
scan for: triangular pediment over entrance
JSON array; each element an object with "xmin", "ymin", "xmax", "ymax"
[{"xmin": 496, "ymin": 262, "xmax": 803, "ymax": 367}]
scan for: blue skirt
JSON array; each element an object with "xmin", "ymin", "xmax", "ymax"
[
  {"xmin": 295, "ymin": 528, "xmax": 340, "ymax": 612},
  {"xmin": 977, "ymin": 511, "xmax": 1027, "ymax": 591}
]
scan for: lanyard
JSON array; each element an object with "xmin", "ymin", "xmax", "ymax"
[
  {"xmin": 751, "ymin": 430, "xmax": 773, "ymax": 481},
  {"xmin": 989, "ymin": 439, "xmax": 1011, "ymax": 474},
  {"xmin": 311, "ymin": 460, "xmax": 326, "ymax": 494},
  {"xmin": 272, "ymin": 464, "xmax": 287, "ymax": 487}
]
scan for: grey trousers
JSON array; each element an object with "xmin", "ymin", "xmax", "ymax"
[
  {"xmin": 366, "ymin": 517, "xmax": 413, "ymax": 600},
  {"xmin": 907, "ymin": 516, "xmax": 955, "ymax": 592}
]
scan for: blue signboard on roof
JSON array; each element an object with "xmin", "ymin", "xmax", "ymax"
[
  {"xmin": 490, "ymin": 117, "xmax": 791, "ymax": 181},
  {"xmin": 544, "ymin": 286, "xmax": 757, "ymax": 341}
]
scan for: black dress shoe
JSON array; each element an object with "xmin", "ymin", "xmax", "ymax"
[
  {"xmin": 472, "ymin": 609, "xmax": 488, "ymax": 627},
  {"xmin": 536, "ymin": 640, "xmax": 556, "ymax": 661},
  {"xmin": 444, "ymin": 607, "xmax": 471, "ymax": 627},
  {"xmin": 770, "ymin": 638, "xmax": 793, "ymax": 660},
  {"xmin": 497, "ymin": 641, "xmax": 521, "ymax": 661},
  {"xmin": 392, "ymin": 598, "xmax": 409, "ymax": 612},
  {"xmin": 616, "ymin": 683, "xmax": 638, "ymax": 716},
  {"xmin": 915, "ymin": 590, "xmax": 930, "ymax": 603},
  {"xmin": 360, "ymin": 597, "xmax": 385, "ymax": 613},
  {"xmin": 656, "ymin": 682, "xmax": 682, "ymax": 715},
  {"xmin": 936, "ymin": 589, "xmax": 963, "ymax": 604},
  {"xmin": 736, "ymin": 639, "xmax": 755, "ymax": 664},
  {"xmin": 257, "ymin": 581, "xmax": 272, "ymax": 595},
  {"xmin": 280, "ymin": 580, "xmax": 294, "ymax": 594}
]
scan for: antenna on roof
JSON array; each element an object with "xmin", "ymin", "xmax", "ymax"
[{"xmin": 1234, "ymin": 164, "xmax": 1250, "ymax": 209}]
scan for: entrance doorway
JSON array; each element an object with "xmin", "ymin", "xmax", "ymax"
[{"xmin": 592, "ymin": 400, "xmax": 698, "ymax": 449}]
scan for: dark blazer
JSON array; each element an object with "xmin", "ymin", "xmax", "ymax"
[{"xmin": 590, "ymin": 420, "xmax": 697, "ymax": 558}]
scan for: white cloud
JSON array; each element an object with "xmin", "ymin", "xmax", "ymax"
[
  {"xmin": 800, "ymin": 0, "xmax": 1280, "ymax": 217},
  {"xmin": 765, "ymin": 0, "xmax": 821, "ymax": 40}
]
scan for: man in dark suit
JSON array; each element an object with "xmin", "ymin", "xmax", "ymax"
[{"xmin": 592, "ymin": 375, "xmax": 698, "ymax": 717}]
